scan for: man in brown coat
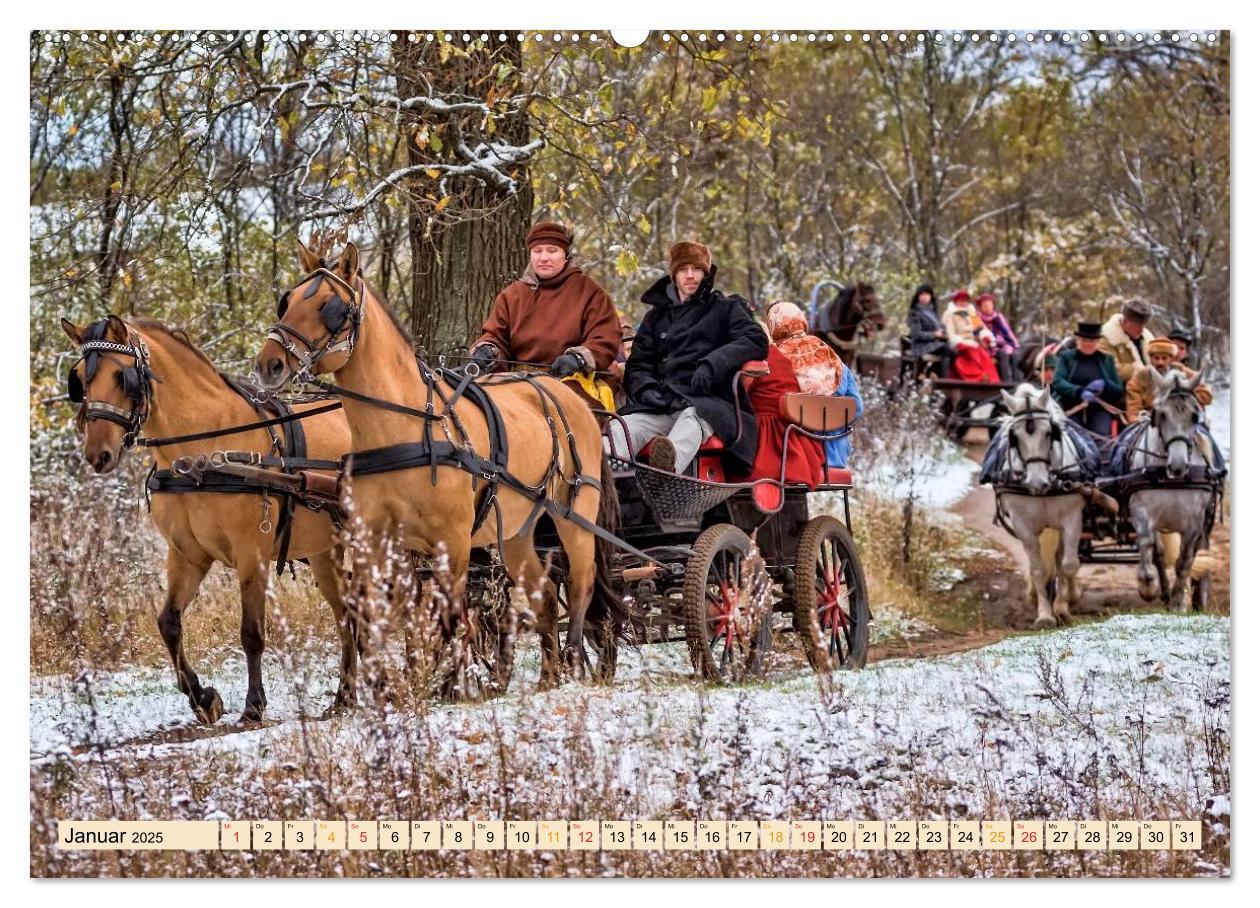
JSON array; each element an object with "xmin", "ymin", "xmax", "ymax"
[
  {"xmin": 470, "ymin": 221, "xmax": 622, "ymax": 406},
  {"xmin": 1099, "ymin": 299, "xmax": 1155, "ymax": 383},
  {"xmin": 1125, "ymin": 336, "xmax": 1213, "ymax": 423}
]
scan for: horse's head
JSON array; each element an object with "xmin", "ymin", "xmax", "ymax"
[
  {"xmin": 60, "ymin": 314, "xmax": 156, "ymax": 474},
  {"xmin": 1151, "ymin": 369, "xmax": 1203, "ymax": 480},
  {"xmin": 1000, "ymin": 384, "xmax": 1061, "ymax": 495},
  {"xmin": 256, "ymin": 240, "xmax": 363, "ymax": 390},
  {"xmin": 852, "ymin": 282, "xmax": 887, "ymax": 338}
]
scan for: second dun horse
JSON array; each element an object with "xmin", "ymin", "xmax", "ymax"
[
  {"xmin": 255, "ymin": 241, "xmax": 629, "ymax": 689},
  {"xmin": 61, "ymin": 315, "xmax": 352, "ymax": 724}
]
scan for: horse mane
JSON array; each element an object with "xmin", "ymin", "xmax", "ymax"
[
  {"xmin": 999, "ymin": 383, "xmax": 1067, "ymax": 429},
  {"xmin": 325, "ymin": 257, "xmax": 414, "ymax": 348},
  {"xmin": 365, "ymin": 281, "xmax": 414, "ymax": 347},
  {"xmin": 129, "ymin": 317, "xmax": 219, "ymax": 372}
]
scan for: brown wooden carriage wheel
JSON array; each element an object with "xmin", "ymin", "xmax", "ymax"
[
  {"xmin": 793, "ymin": 515, "xmax": 870, "ymax": 672},
  {"xmin": 681, "ymin": 524, "xmax": 772, "ymax": 682}
]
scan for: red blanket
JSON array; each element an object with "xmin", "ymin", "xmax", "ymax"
[{"xmin": 950, "ymin": 344, "xmax": 1000, "ymax": 383}]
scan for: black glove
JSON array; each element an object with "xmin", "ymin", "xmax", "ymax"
[
  {"xmin": 550, "ymin": 352, "xmax": 585, "ymax": 378},
  {"xmin": 470, "ymin": 344, "xmax": 499, "ymax": 373},
  {"xmin": 690, "ymin": 362, "xmax": 715, "ymax": 395},
  {"xmin": 638, "ymin": 386, "xmax": 672, "ymax": 411}
]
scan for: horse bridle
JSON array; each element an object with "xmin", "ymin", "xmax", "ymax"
[
  {"xmin": 266, "ymin": 265, "xmax": 364, "ymax": 385},
  {"xmin": 1007, "ymin": 409, "xmax": 1063, "ymax": 473},
  {"xmin": 1150, "ymin": 387, "xmax": 1201, "ymax": 458},
  {"xmin": 67, "ymin": 334, "xmax": 159, "ymax": 448}
]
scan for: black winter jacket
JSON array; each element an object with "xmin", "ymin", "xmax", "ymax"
[{"xmin": 622, "ymin": 267, "xmax": 769, "ymax": 467}]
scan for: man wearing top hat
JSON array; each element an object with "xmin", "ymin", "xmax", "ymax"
[{"xmin": 1051, "ymin": 321, "xmax": 1125, "ymax": 436}]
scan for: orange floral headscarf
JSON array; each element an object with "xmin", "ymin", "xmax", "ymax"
[{"xmin": 767, "ymin": 301, "xmax": 846, "ymax": 396}]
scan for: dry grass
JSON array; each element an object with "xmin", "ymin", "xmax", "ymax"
[{"xmin": 30, "ymin": 434, "xmax": 1231, "ymax": 879}]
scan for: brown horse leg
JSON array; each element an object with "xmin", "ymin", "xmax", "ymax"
[
  {"xmin": 239, "ymin": 565, "xmax": 269, "ymax": 723},
  {"xmin": 552, "ymin": 518, "xmax": 597, "ymax": 675},
  {"xmin": 502, "ymin": 536, "xmax": 561, "ymax": 688},
  {"xmin": 156, "ymin": 548, "xmax": 220, "ymax": 724},
  {"xmin": 308, "ymin": 551, "xmax": 359, "ymax": 714}
]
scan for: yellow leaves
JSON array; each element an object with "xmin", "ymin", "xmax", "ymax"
[
  {"xmin": 637, "ymin": 214, "xmax": 651, "ymax": 235},
  {"xmin": 614, "ymin": 248, "xmax": 639, "ymax": 277},
  {"xmin": 110, "ymin": 181, "xmax": 122, "ymax": 191},
  {"xmin": 424, "ymin": 168, "xmax": 441, "ymax": 179},
  {"xmin": 67, "ymin": 124, "xmax": 79, "ymax": 137},
  {"xmin": 434, "ymin": 196, "xmax": 451, "ymax": 213}
]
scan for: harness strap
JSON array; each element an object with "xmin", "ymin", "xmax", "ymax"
[
  {"xmin": 146, "ymin": 471, "xmax": 344, "ymax": 524},
  {"xmin": 137, "ymin": 401, "xmax": 342, "ymax": 448},
  {"xmin": 305, "ymin": 377, "xmax": 441, "ymax": 421}
]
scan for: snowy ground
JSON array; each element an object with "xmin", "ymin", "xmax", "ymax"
[{"xmin": 32, "ymin": 613, "xmax": 1229, "ymax": 837}]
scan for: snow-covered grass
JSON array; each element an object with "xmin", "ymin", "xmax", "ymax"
[{"xmin": 30, "ymin": 613, "xmax": 1229, "ymax": 877}]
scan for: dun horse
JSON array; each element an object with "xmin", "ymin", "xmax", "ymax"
[
  {"xmin": 1121, "ymin": 370, "xmax": 1223, "ymax": 612},
  {"xmin": 254, "ymin": 241, "xmax": 627, "ymax": 688},
  {"xmin": 985, "ymin": 384, "xmax": 1096, "ymax": 629},
  {"xmin": 61, "ymin": 315, "xmax": 353, "ymax": 723}
]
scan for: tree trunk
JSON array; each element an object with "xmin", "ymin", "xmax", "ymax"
[{"xmin": 394, "ymin": 35, "xmax": 534, "ymax": 354}]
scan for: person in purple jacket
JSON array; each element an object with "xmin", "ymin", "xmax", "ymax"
[{"xmin": 977, "ymin": 293, "xmax": 1020, "ymax": 382}]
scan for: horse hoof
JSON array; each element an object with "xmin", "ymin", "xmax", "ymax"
[
  {"xmin": 241, "ymin": 703, "xmax": 266, "ymax": 724},
  {"xmin": 194, "ymin": 687, "xmax": 224, "ymax": 725},
  {"xmin": 1033, "ymin": 616, "xmax": 1057, "ymax": 631},
  {"xmin": 1055, "ymin": 612, "xmax": 1074, "ymax": 627}
]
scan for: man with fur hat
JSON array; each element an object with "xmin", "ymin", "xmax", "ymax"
[
  {"xmin": 608, "ymin": 240, "xmax": 769, "ymax": 473},
  {"xmin": 1099, "ymin": 299, "xmax": 1155, "ymax": 383},
  {"xmin": 470, "ymin": 220, "xmax": 622, "ymax": 409},
  {"xmin": 1125, "ymin": 336, "xmax": 1213, "ymax": 423}
]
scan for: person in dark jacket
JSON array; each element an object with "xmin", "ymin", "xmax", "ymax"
[
  {"xmin": 609, "ymin": 241, "xmax": 769, "ymax": 473},
  {"xmin": 1051, "ymin": 321, "xmax": 1125, "ymax": 437},
  {"xmin": 906, "ymin": 283, "xmax": 950, "ymax": 376}
]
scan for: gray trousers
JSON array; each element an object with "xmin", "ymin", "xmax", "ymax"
[{"xmin": 606, "ymin": 407, "xmax": 714, "ymax": 472}]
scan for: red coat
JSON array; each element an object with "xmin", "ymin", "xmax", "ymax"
[
  {"xmin": 950, "ymin": 343, "xmax": 1000, "ymax": 383},
  {"xmin": 737, "ymin": 347, "xmax": 825, "ymax": 488}
]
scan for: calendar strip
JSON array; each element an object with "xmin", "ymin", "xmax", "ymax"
[{"xmin": 55, "ymin": 820, "xmax": 1204, "ymax": 852}]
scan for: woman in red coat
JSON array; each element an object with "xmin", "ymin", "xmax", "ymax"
[{"xmin": 738, "ymin": 344, "xmax": 825, "ymax": 488}]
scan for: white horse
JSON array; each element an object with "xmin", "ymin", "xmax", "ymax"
[
  {"xmin": 986, "ymin": 384, "xmax": 1091, "ymax": 629},
  {"xmin": 1122, "ymin": 370, "xmax": 1221, "ymax": 612}
]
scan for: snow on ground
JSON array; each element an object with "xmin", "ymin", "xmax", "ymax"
[
  {"xmin": 1206, "ymin": 386, "xmax": 1230, "ymax": 464},
  {"xmin": 863, "ymin": 448, "xmax": 979, "ymax": 510},
  {"xmin": 32, "ymin": 614, "xmax": 1229, "ymax": 823}
]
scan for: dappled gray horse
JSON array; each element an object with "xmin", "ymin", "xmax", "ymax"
[
  {"xmin": 984, "ymin": 385, "xmax": 1095, "ymax": 629},
  {"xmin": 1121, "ymin": 370, "xmax": 1223, "ymax": 612}
]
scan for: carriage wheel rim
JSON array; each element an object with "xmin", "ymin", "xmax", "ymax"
[
  {"xmin": 815, "ymin": 537, "xmax": 854, "ymax": 664},
  {"xmin": 706, "ymin": 548, "xmax": 747, "ymax": 672}
]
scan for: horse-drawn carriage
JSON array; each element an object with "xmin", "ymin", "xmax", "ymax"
[
  {"xmin": 63, "ymin": 295, "xmax": 871, "ymax": 725},
  {"xmin": 984, "ymin": 380, "xmax": 1224, "ymax": 629},
  {"xmin": 527, "ymin": 363, "xmax": 869, "ymax": 683},
  {"xmin": 807, "ymin": 279, "xmax": 1025, "ymax": 439}
]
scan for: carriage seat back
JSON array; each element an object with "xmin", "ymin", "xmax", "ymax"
[{"xmin": 779, "ymin": 393, "xmax": 857, "ymax": 434}]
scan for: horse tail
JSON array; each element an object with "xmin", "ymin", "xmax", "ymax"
[
  {"xmin": 587, "ymin": 454, "xmax": 642, "ymax": 645},
  {"xmin": 1038, "ymin": 527, "xmax": 1061, "ymax": 577}
]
